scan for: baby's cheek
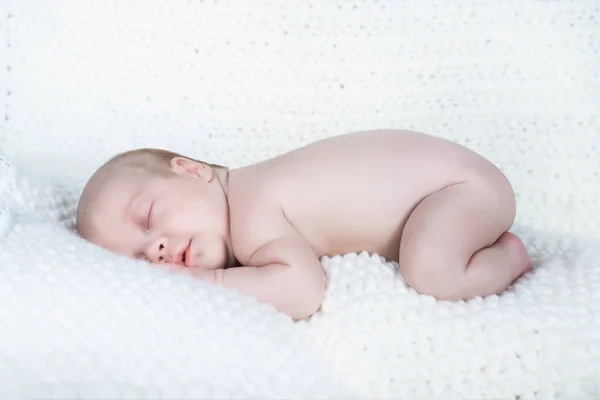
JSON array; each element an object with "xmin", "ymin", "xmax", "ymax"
[{"xmin": 201, "ymin": 240, "xmax": 228, "ymax": 270}]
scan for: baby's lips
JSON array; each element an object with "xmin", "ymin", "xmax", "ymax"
[
  {"xmin": 173, "ymin": 239, "xmax": 191, "ymax": 267},
  {"xmin": 182, "ymin": 239, "xmax": 194, "ymax": 268}
]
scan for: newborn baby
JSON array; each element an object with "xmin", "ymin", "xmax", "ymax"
[{"xmin": 77, "ymin": 129, "xmax": 532, "ymax": 319}]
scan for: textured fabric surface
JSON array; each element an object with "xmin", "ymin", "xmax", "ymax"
[
  {"xmin": 304, "ymin": 232, "xmax": 600, "ymax": 399},
  {"xmin": 1, "ymin": 0, "xmax": 600, "ymax": 398},
  {"xmin": 0, "ymin": 220, "xmax": 343, "ymax": 400},
  {"xmin": 0, "ymin": 157, "xmax": 14, "ymax": 244},
  {"xmin": 3, "ymin": 0, "xmax": 600, "ymax": 238}
]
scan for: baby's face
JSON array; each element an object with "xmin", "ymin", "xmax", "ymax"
[{"xmin": 85, "ymin": 164, "xmax": 232, "ymax": 270}]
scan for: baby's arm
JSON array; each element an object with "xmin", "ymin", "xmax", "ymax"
[
  {"xmin": 155, "ymin": 225, "xmax": 325, "ymax": 319},
  {"xmin": 214, "ymin": 234, "xmax": 326, "ymax": 320}
]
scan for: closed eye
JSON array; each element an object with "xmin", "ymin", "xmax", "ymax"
[{"xmin": 146, "ymin": 202, "xmax": 154, "ymax": 231}]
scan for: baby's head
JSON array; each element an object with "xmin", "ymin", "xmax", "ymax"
[{"xmin": 76, "ymin": 148, "xmax": 235, "ymax": 270}]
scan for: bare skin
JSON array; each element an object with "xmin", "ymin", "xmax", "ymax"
[{"xmin": 77, "ymin": 129, "xmax": 532, "ymax": 320}]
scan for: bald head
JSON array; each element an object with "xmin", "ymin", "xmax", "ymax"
[
  {"xmin": 76, "ymin": 148, "xmax": 225, "ymax": 239},
  {"xmin": 74, "ymin": 147, "xmax": 233, "ymax": 270},
  {"xmin": 76, "ymin": 150, "xmax": 158, "ymax": 239},
  {"xmin": 76, "ymin": 148, "xmax": 227, "ymax": 239}
]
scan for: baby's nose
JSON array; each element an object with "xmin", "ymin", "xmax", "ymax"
[{"xmin": 147, "ymin": 238, "xmax": 168, "ymax": 263}]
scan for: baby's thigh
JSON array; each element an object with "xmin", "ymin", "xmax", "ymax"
[
  {"xmin": 469, "ymin": 167, "xmax": 517, "ymax": 224},
  {"xmin": 398, "ymin": 171, "xmax": 516, "ymax": 271}
]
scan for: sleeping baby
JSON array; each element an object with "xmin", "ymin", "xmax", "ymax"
[{"xmin": 76, "ymin": 129, "xmax": 532, "ymax": 319}]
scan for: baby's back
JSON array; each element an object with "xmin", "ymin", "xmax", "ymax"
[{"xmin": 231, "ymin": 129, "xmax": 503, "ymax": 262}]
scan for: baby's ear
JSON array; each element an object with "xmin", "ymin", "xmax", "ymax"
[{"xmin": 170, "ymin": 157, "xmax": 213, "ymax": 181}]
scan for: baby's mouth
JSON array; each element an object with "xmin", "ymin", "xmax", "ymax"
[{"xmin": 182, "ymin": 239, "xmax": 193, "ymax": 267}]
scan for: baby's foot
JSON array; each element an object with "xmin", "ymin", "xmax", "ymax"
[{"xmin": 497, "ymin": 232, "xmax": 533, "ymax": 277}]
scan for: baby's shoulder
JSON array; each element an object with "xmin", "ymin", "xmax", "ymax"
[{"xmin": 227, "ymin": 170, "xmax": 287, "ymax": 265}]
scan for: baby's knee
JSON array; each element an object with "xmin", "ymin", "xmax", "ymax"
[
  {"xmin": 401, "ymin": 266, "xmax": 466, "ymax": 300},
  {"xmin": 399, "ymin": 250, "xmax": 465, "ymax": 300}
]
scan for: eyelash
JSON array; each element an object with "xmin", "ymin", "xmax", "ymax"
[{"xmin": 146, "ymin": 203, "xmax": 154, "ymax": 231}]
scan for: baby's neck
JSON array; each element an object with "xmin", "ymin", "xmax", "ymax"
[
  {"xmin": 215, "ymin": 167, "xmax": 230, "ymax": 197},
  {"xmin": 217, "ymin": 167, "xmax": 239, "ymax": 268}
]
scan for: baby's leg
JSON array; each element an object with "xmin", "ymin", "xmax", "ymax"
[{"xmin": 398, "ymin": 178, "xmax": 532, "ymax": 301}]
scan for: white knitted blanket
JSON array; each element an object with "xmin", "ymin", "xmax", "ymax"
[{"xmin": 1, "ymin": 1, "xmax": 599, "ymax": 399}]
